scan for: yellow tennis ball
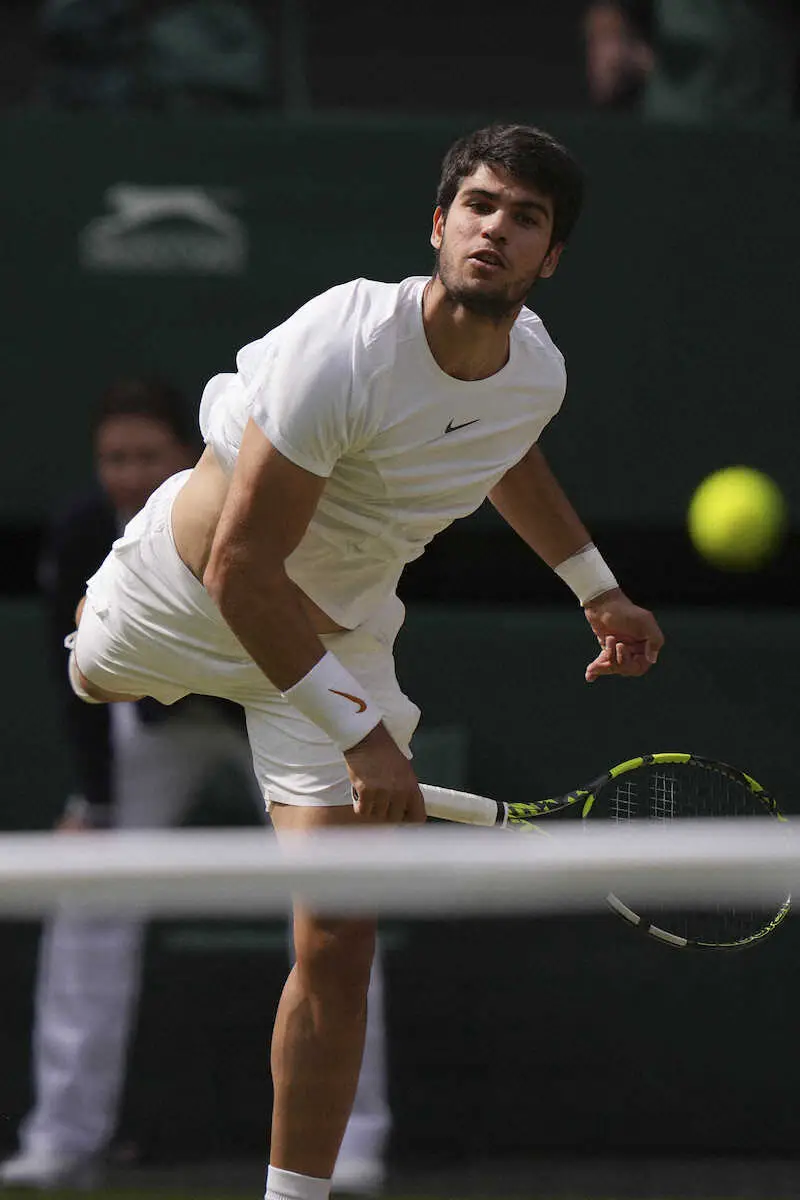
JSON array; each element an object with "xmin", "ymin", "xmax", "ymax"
[{"xmin": 688, "ymin": 466, "xmax": 787, "ymax": 570}]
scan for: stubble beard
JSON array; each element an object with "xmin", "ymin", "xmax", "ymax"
[{"xmin": 433, "ymin": 247, "xmax": 540, "ymax": 323}]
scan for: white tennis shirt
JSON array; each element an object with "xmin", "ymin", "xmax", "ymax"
[{"xmin": 200, "ymin": 276, "xmax": 566, "ymax": 628}]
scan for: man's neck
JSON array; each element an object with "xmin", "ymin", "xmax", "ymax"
[{"xmin": 421, "ymin": 277, "xmax": 518, "ymax": 381}]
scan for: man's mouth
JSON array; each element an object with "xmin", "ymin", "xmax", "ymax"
[{"xmin": 468, "ymin": 249, "xmax": 505, "ymax": 269}]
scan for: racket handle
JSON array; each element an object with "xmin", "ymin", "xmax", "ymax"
[{"xmin": 420, "ymin": 783, "xmax": 505, "ymax": 827}]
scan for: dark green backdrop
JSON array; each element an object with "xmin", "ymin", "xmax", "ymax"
[
  {"xmin": 3, "ymin": 113, "xmax": 799, "ymax": 527},
  {"xmin": 1, "ymin": 111, "xmax": 798, "ymax": 1163}
]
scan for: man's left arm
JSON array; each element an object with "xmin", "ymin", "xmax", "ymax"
[{"xmin": 489, "ymin": 444, "xmax": 664, "ymax": 681}]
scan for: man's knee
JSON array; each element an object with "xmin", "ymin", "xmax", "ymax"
[
  {"xmin": 67, "ymin": 601, "xmax": 143, "ymax": 704},
  {"xmin": 67, "ymin": 644, "xmax": 141, "ymax": 704},
  {"xmin": 294, "ymin": 915, "xmax": 376, "ymax": 1014}
]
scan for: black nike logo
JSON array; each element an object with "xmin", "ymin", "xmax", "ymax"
[{"xmin": 444, "ymin": 418, "xmax": 480, "ymax": 434}]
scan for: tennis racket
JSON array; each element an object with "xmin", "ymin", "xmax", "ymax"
[{"xmin": 419, "ymin": 752, "xmax": 790, "ymax": 951}]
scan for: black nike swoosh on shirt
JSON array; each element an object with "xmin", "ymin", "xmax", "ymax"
[{"xmin": 444, "ymin": 418, "xmax": 481, "ymax": 434}]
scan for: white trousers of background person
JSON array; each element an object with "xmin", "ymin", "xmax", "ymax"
[{"xmin": 17, "ymin": 702, "xmax": 390, "ymax": 1176}]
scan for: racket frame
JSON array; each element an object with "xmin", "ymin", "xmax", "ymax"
[{"xmin": 421, "ymin": 752, "xmax": 790, "ymax": 952}]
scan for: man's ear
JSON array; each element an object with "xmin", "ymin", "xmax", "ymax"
[
  {"xmin": 540, "ymin": 242, "xmax": 564, "ymax": 279},
  {"xmin": 431, "ymin": 206, "xmax": 445, "ymax": 251}
]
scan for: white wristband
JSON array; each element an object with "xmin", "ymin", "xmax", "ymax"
[
  {"xmin": 282, "ymin": 651, "xmax": 382, "ymax": 751},
  {"xmin": 553, "ymin": 543, "xmax": 619, "ymax": 606}
]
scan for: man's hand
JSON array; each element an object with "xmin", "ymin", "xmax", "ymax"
[
  {"xmin": 583, "ymin": 588, "xmax": 664, "ymax": 683},
  {"xmin": 344, "ymin": 724, "xmax": 426, "ymax": 825}
]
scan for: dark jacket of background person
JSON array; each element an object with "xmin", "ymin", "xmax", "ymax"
[{"xmin": 38, "ymin": 489, "xmax": 243, "ymax": 815}]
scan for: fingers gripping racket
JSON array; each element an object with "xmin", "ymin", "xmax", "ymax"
[{"xmin": 419, "ymin": 753, "xmax": 790, "ymax": 951}]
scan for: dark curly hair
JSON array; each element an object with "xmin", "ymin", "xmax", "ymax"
[
  {"xmin": 436, "ymin": 123, "xmax": 585, "ymax": 247},
  {"xmin": 93, "ymin": 377, "xmax": 197, "ymax": 448}
]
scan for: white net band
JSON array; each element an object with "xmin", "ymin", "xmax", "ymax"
[{"xmin": 0, "ymin": 819, "xmax": 792, "ymax": 918}]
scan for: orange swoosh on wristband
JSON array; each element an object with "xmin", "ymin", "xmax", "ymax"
[{"xmin": 329, "ymin": 688, "xmax": 368, "ymax": 714}]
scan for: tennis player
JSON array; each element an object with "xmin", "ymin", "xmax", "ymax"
[
  {"xmin": 2, "ymin": 381, "xmax": 390, "ymax": 1195},
  {"xmin": 68, "ymin": 124, "xmax": 664, "ymax": 1200}
]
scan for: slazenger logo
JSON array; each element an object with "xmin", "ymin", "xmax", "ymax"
[{"xmin": 79, "ymin": 184, "xmax": 247, "ymax": 275}]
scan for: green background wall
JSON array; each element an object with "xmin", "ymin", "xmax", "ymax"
[
  {"xmin": 1, "ymin": 110, "xmax": 798, "ymax": 1163},
  {"xmin": 2, "ymin": 113, "xmax": 799, "ymax": 527}
]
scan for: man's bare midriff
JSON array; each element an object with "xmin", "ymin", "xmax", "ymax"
[{"xmin": 171, "ymin": 446, "xmax": 347, "ymax": 635}]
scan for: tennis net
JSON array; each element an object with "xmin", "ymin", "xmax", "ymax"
[{"xmin": 0, "ymin": 816, "xmax": 792, "ymax": 917}]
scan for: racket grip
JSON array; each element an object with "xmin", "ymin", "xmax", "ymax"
[{"xmin": 420, "ymin": 783, "xmax": 505, "ymax": 827}]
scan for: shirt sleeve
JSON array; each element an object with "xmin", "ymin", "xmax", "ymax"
[{"xmin": 247, "ymin": 284, "xmax": 367, "ymax": 478}]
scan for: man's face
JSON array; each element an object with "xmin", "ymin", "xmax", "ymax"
[
  {"xmin": 95, "ymin": 414, "xmax": 193, "ymax": 518},
  {"xmin": 431, "ymin": 163, "xmax": 563, "ymax": 319}
]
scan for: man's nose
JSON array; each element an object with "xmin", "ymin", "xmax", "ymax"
[{"xmin": 481, "ymin": 211, "xmax": 508, "ymax": 242}]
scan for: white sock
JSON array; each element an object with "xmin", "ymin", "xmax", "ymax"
[{"xmin": 265, "ymin": 1165, "xmax": 331, "ymax": 1200}]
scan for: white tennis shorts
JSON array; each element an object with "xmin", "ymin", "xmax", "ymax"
[{"xmin": 74, "ymin": 471, "xmax": 421, "ymax": 807}]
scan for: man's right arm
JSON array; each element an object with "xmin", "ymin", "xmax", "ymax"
[
  {"xmin": 203, "ymin": 418, "xmax": 424, "ymax": 824},
  {"xmin": 204, "ymin": 418, "xmax": 335, "ymax": 690}
]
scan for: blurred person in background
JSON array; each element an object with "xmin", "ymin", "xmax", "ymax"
[
  {"xmin": 0, "ymin": 379, "xmax": 389, "ymax": 1195},
  {"xmin": 139, "ymin": 0, "xmax": 275, "ymax": 112},
  {"xmin": 31, "ymin": 0, "xmax": 274, "ymax": 111},
  {"xmin": 583, "ymin": 0, "xmax": 799, "ymax": 121},
  {"xmin": 36, "ymin": 0, "xmax": 138, "ymax": 109},
  {"xmin": 583, "ymin": 0, "xmax": 654, "ymax": 110}
]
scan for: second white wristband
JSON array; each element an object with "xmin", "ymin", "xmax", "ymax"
[
  {"xmin": 553, "ymin": 544, "xmax": 619, "ymax": 606},
  {"xmin": 282, "ymin": 651, "xmax": 382, "ymax": 751}
]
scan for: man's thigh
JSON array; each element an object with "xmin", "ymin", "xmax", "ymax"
[
  {"xmin": 270, "ymin": 799, "xmax": 369, "ymax": 834},
  {"xmin": 271, "ymin": 802, "xmax": 378, "ymax": 967}
]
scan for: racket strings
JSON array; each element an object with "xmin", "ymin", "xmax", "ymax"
[
  {"xmin": 609, "ymin": 779, "xmax": 637, "ymax": 822},
  {"xmin": 650, "ymin": 771, "xmax": 676, "ymax": 822},
  {"xmin": 602, "ymin": 763, "xmax": 785, "ymax": 947}
]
